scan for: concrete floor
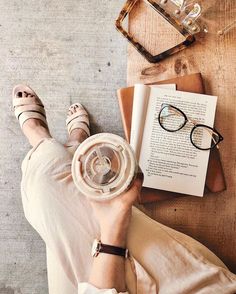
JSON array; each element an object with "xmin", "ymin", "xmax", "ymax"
[{"xmin": 0, "ymin": 1, "xmax": 126, "ymax": 293}]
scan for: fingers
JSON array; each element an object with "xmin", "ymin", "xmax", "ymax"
[
  {"xmin": 125, "ymin": 167, "xmax": 144, "ymax": 205},
  {"xmin": 136, "ymin": 166, "xmax": 144, "ymax": 184},
  {"xmin": 132, "ymin": 177, "xmax": 143, "ymax": 194},
  {"xmin": 89, "ymin": 167, "xmax": 144, "ymax": 207},
  {"xmin": 132, "ymin": 166, "xmax": 144, "ymax": 190}
]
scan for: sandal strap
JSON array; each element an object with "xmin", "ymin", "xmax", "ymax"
[
  {"xmin": 66, "ymin": 103, "xmax": 90, "ymax": 138},
  {"xmin": 66, "ymin": 110, "xmax": 89, "ymax": 126},
  {"xmin": 66, "ymin": 115, "xmax": 90, "ymax": 130},
  {"xmin": 13, "ymin": 93, "xmax": 47, "ymax": 129},
  {"xmin": 18, "ymin": 112, "xmax": 48, "ymax": 129},
  {"xmin": 14, "ymin": 104, "xmax": 46, "ymax": 120},
  {"xmin": 13, "ymin": 97, "xmax": 43, "ymax": 107},
  {"xmin": 68, "ymin": 121, "xmax": 90, "ymax": 136}
]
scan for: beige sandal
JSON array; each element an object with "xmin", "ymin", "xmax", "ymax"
[
  {"xmin": 65, "ymin": 103, "xmax": 90, "ymax": 147},
  {"xmin": 12, "ymin": 84, "xmax": 48, "ymax": 129}
]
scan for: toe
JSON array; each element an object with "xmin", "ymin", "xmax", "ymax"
[
  {"xmin": 71, "ymin": 107, "xmax": 76, "ymax": 114},
  {"xmin": 13, "ymin": 84, "xmax": 38, "ymax": 100},
  {"xmin": 67, "ymin": 103, "xmax": 86, "ymax": 119},
  {"xmin": 67, "ymin": 109, "xmax": 73, "ymax": 116},
  {"xmin": 23, "ymin": 90, "xmax": 35, "ymax": 98},
  {"xmin": 23, "ymin": 91, "xmax": 28, "ymax": 98},
  {"xmin": 17, "ymin": 92, "xmax": 23, "ymax": 98}
]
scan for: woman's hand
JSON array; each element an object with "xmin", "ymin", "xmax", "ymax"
[
  {"xmin": 90, "ymin": 171, "xmax": 143, "ymax": 247},
  {"xmin": 88, "ymin": 171, "xmax": 143, "ymax": 292}
]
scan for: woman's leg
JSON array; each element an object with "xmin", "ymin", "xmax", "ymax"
[
  {"xmin": 46, "ymin": 247, "xmax": 77, "ymax": 294},
  {"xmin": 21, "ymin": 137, "xmax": 100, "ymax": 292},
  {"xmin": 127, "ymin": 207, "xmax": 236, "ymax": 294},
  {"xmin": 14, "ymin": 87, "xmax": 98, "ymax": 293}
]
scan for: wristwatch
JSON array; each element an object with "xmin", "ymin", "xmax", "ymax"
[{"xmin": 91, "ymin": 239, "xmax": 129, "ymax": 258}]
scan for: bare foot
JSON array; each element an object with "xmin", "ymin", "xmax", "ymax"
[
  {"xmin": 14, "ymin": 87, "xmax": 51, "ymax": 147},
  {"xmin": 65, "ymin": 104, "xmax": 89, "ymax": 146}
]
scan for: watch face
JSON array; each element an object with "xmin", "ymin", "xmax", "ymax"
[{"xmin": 91, "ymin": 239, "xmax": 100, "ymax": 257}]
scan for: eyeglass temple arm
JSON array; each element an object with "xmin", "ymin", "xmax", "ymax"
[
  {"xmin": 181, "ymin": 116, "xmax": 220, "ymax": 148},
  {"xmin": 188, "ymin": 118, "xmax": 219, "ymax": 148}
]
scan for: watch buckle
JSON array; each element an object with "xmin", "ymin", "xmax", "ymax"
[
  {"xmin": 92, "ymin": 239, "xmax": 102, "ymax": 257},
  {"xmin": 95, "ymin": 240, "xmax": 102, "ymax": 257}
]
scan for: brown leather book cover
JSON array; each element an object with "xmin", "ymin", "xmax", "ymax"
[{"xmin": 117, "ymin": 73, "xmax": 226, "ymax": 204}]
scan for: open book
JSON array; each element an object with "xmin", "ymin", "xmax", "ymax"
[{"xmin": 130, "ymin": 84, "xmax": 217, "ymax": 197}]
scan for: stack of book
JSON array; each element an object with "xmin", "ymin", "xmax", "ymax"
[{"xmin": 117, "ymin": 73, "xmax": 226, "ymax": 204}]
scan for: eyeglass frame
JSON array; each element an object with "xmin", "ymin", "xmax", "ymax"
[{"xmin": 157, "ymin": 103, "xmax": 224, "ymax": 150}]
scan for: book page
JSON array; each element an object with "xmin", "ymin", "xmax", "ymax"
[
  {"xmin": 130, "ymin": 84, "xmax": 176, "ymax": 160},
  {"xmin": 139, "ymin": 87, "xmax": 217, "ymax": 196}
]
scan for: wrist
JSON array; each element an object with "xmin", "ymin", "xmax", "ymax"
[
  {"xmin": 99, "ymin": 209, "xmax": 131, "ymax": 247},
  {"xmin": 101, "ymin": 229, "xmax": 128, "ymax": 248}
]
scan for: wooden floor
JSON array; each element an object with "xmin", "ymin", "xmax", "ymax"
[{"xmin": 127, "ymin": 0, "xmax": 236, "ymax": 272}]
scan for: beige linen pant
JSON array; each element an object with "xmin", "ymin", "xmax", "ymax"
[{"xmin": 21, "ymin": 138, "xmax": 236, "ymax": 294}]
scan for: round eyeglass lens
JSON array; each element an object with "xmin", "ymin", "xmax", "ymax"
[
  {"xmin": 191, "ymin": 126, "xmax": 220, "ymax": 150},
  {"xmin": 159, "ymin": 105, "xmax": 186, "ymax": 131}
]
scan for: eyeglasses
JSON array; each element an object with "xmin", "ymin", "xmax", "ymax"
[{"xmin": 158, "ymin": 103, "xmax": 223, "ymax": 150}]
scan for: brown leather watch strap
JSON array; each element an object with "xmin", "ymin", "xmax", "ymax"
[{"xmin": 100, "ymin": 243, "xmax": 129, "ymax": 258}]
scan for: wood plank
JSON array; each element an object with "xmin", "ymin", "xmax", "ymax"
[{"xmin": 127, "ymin": 0, "xmax": 236, "ymax": 272}]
